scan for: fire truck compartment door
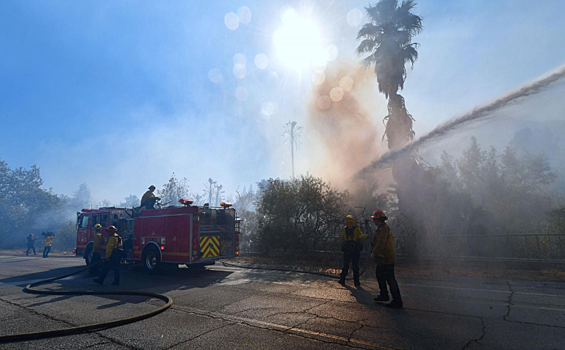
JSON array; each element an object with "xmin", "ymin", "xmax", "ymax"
[{"xmin": 199, "ymin": 236, "xmax": 220, "ymax": 258}]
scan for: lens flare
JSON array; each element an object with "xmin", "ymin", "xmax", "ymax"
[
  {"xmin": 312, "ymin": 71, "xmax": 325, "ymax": 85},
  {"xmin": 347, "ymin": 8, "xmax": 363, "ymax": 27},
  {"xmin": 330, "ymin": 87, "xmax": 344, "ymax": 102},
  {"xmin": 233, "ymin": 53, "xmax": 246, "ymax": 69},
  {"xmin": 237, "ymin": 6, "xmax": 252, "ymax": 24},
  {"xmin": 225, "ymin": 12, "xmax": 239, "ymax": 31},
  {"xmin": 233, "ymin": 66, "xmax": 247, "ymax": 79},
  {"xmin": 339, "ymin": 76, "xmax": 354, "ymax": 91},
  {"xmin": 254, "ymin": 53, "xmax": 269, "ymax": 69},
  {"xmin": 235, "ymin": 87, "xmax": 248, "ymax": 101},
  {"xmin": 208, "ymin": 68, "xmax": 223, "ymax": 84}
]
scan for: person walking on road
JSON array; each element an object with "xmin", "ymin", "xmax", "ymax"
[
  {"xmin": 339, "ymin": 215, "xmax": 368, "ymax": 287},
  {"xmin": 89, "ymin": 224, "xmax": 104, "ymax": 276},
  {"xmin": 94, "ymin": 226, "xmax": 123, "ymax": 286},
  {"xmin": 42, "ymin": 232, "xmax": 55, "ymax": 258},
  {"xmin": 26, "ymin": 234, "xmax": 37, "ymax": 256},
  {"xmin": 371, "ymin": 210, "xmax": 403, "ymax": 309}
]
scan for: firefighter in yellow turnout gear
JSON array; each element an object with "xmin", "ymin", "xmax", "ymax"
[
  {"xmin": 141, "ymin": 185, "xmax": 160, "ymax": 210},
  {"xmin": 339, "ymin": 215, "xmax": 368, "ymax": 287},
  {"xmin": 94, "ymin": 226, "xmax": 123, "ymax": 286},
  {"xmin": 89, "ymin": 224, "xmax": 104, "ymax": 276},
  {"xmin": 371, "ymin": 210, "xmax": 403, "ymax": 309}
]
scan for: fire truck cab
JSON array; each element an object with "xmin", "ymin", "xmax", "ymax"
[{"xmin": 76, "ymin": 201, "xmax": 240, "ymax": 272}]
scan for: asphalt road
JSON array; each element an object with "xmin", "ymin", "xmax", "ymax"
[{"xmin": 0, "ymin": 254, "xmax": 564, "ymax": 350}]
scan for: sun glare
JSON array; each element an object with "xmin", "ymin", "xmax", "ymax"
[{"xmin": 273, "ymin": 9, "xmax": 327, "ymax": 71}]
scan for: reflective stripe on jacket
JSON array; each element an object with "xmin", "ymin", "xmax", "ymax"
[{"xmin": 373, "ymin": 223, "xmax": 396, "ymax": 264}]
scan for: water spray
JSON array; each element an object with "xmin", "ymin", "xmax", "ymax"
[{"xmin": 356, "ymin": 63, "xmax": 565, "ymax": 178}]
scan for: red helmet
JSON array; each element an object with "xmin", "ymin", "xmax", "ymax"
[
  {"xmin": 107, "ymin": 225, "xmax": 118, "ymax": 232},
  {"xmin": 371, "ymin": 210, "xmax": 388, "ymax": 220}
]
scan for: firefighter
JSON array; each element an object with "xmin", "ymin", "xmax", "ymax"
[
  {"xmin": 89, "ymin": 224, "xmax": 104, "ymax": 276},
  {"xmin": 42, "ymin": 232, "xmax": 55, "ymax": 258},
  {"xmin": 371, "ymin": 210, "xmax": 403, "ymax": 309},
  {"xmin": 141, "ymin": 185, "xmax": 160, "ymax": 210},
  {"xmin": 26, "ymin": 233, "xmax": 37, "ymax": 256},
  {"xmin": 339, "ymin": 215, "xmax": 368, "ymax": 287},
  {"xmin": 94, "ymin": 226, "xmax": 123, "ymax": 286}
]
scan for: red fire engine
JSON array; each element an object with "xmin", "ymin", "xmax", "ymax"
[{"xmin": 75, "ymin": 200, "xmax": 240, "ymax": 272}]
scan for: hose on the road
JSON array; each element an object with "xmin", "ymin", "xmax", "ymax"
[
  {"xmin": 221, "ymin": 256, "xmax": 370, "ymax": 281},
  {"xmin": 0, "ymin": 260, "xmax": 173, "ymax": 343}
]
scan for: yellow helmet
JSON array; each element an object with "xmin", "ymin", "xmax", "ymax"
[
  {"xmin": 94, "ymin": 224, "xmax": 102, "ymax": 229},
  {"xmin": 345, "ymin": 215, "xmax": 355, "ymax": 227}
]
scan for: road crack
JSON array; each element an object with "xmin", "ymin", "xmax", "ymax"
[
  {"xmin": 461, "ymin": 317, "xmax": 486, "ymax": 350},
  {"xmin": 504, "ymin": 280, "xmax": 514, "ymax": 321},
  {"xmin": 166, "ymin": 322, "xmax": 234, "ymax": 349}
]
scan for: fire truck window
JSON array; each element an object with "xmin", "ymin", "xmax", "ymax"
[
  {"xmin": 100, "ymin": 214, "xmax": 108, "ymax": 227},
  {"xmin": 91, "ymin": 215, "xmax": 98, "ymax": 227},
  {"xmin": 80, "ymin": 216, "xmax": 89, "ymax": 229}
]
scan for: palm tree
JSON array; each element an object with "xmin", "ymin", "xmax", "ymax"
[{"xmin": 356, "ymin": 0, "xmax": 422, "ymax": 151}]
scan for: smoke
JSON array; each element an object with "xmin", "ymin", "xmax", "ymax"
[
  {"xmin": 356, "ymin": 63, "xmax": 565, "ymax": 178},
  {"xmin": 307, "ymin": 60, "xmax": 387, "ymax": 189}
]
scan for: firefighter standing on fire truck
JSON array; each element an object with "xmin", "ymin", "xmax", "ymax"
[
  {"xmin": 371, "ymin": 210, "xmax": 403, "ymax": 309},
  {"xmin": 89, "ymin": 224, "xmax": 104, "ymax": 276},
  {"xmin": 339, "ymin": 215, "xmax": 368, "ymax": 287},
  {"xmin": 141, "ymin": 185, "xmax": 160, "ymax": 210},
  {"xmin": 94, "ymin": 226, "xmax": 122, "ymax": 286}
]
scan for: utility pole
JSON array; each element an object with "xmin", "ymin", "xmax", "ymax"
[
  {"xmin": 207, "ymin": 178, "xmax": 215, "ymax": 205},
  {"xmin": 284, "ymin": 121, "xmax": 302, "ymax": 178},
  {"xmin": 215, "ymin": 184, "xmax": 223, "ymax": 206}
]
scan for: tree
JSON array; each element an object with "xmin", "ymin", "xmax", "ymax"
[
  {"xmin": 158, "ymin": 173, "xmax": 190, "ymax": 206},
  {"xmin": 0, "ymin": 159, "xmax": 62, "ymax": 248},
  {"xmin": 356, "ymin": 0, "xmax": 422, "ymax": 150},
  {"xmin": 71, "ymin": 183, "xmax": 92, "ymax": 210},
  {"xmin": 120, "ymin": 194, "xmax": 140, "ymax": 208},
  {"xmin": 255, "ymin": 175, "xmax": 357, "ymax": 252}
]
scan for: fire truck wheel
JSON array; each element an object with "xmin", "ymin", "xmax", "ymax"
[
  {"xmin": 142, "ymin": 247, "xmax": 161, "ymax": 273},
  {"xmin": 84, "ymin": 244, "xmax": 94, "ymax": 265}
]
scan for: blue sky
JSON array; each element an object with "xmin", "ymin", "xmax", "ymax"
[{"xmin": 1, "ymin": 0, "xmax": 564, "ymax": 204}]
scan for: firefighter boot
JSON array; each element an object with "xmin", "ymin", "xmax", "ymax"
[
  {"xmin": 385, "ymin": 300, "xmax": 403, "ymax": 309},
  {"xmin": 338, "ymin": 279, "xmax": 345, "ymax": 286},
  {"xmin": 374, "ymin": 294, "xmax": 389, "ymax": 302}
]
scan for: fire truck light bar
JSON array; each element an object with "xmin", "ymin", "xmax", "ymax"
[{"xmin": 179, "ymin": 198, "xmax": 194, "ymax": 206}]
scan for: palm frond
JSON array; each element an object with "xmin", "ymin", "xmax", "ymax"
[
  {"xmin": 356, "ymin": 39, "xmax": 378, "ymax": 54},
  {"xmin": 356, "ymin": 23, "xmax": 381, "ymax": 39},
  {"xmin": 361, "ymin": 55, "xmax": 376, "ymax": 68},
  {"xmin": 402, "ymin": 44, "xmax": 419, "ymax": 67},
  {"xmin": 394, "ymin": 0, "xmax": 423, "ymax": 35}
]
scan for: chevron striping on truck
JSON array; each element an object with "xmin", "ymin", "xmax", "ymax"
[{"xmin": 200, "ymin": 236, "xmax": 220, "ymax": 258}]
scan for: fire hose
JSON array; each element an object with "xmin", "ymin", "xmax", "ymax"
[
  {"xmin": 1, "ymin": 252, "xmax": 367, "ymax": 342},
  {"xmin": 0, "ymin": 260, "xmax": 173, "ymax": 343},
  {"xmin": 221, "ymin": 254, "xmax": 370, "ymax": 280}
]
